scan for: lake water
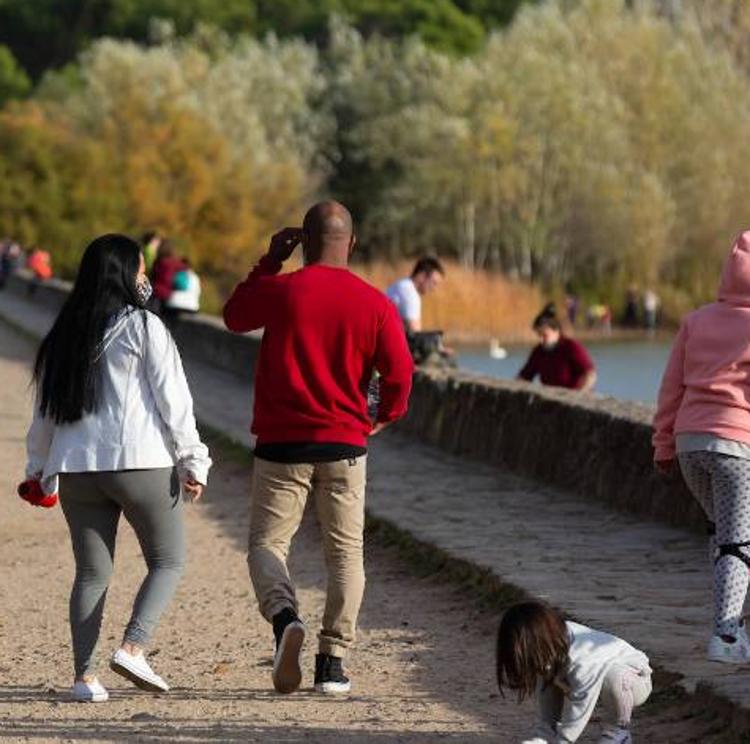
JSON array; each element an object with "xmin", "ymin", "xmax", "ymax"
[{"xmin": 457, "ymin": 338, "xmax": 673, "ymax": 405}]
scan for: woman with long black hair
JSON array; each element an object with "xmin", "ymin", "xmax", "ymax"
[{"xmin": 25, "ymin": 234, "xmax": 211, "ymax": 702}]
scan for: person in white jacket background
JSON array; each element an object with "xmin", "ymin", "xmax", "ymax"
[
  {"xmin": 25, "ymin": 233, "xmax": 212, "ymax": 703},
  {"xmin": 496, "ymin": 601, "xmax": 652, "ymax": 744},
  {"xmin": 164, "ymin": 258, "xmax": 201, "ymax": 320}
]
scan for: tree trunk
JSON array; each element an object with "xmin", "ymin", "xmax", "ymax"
[{"xmin": 461, "ymin": 200, "xmax": 476, "ymax": 269}]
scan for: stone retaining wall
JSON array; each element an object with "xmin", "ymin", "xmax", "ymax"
[{"xmin": 6, "ymin": 272, "xmax": 700, "ymax": 531}]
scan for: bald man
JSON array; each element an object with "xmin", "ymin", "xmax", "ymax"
[{"xmin": 224, "ymin": 202, "xmax": 413, "ymax": 695}]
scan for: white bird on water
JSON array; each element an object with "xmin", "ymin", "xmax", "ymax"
[{"xmin": 489, "ymin": 338, "xmax": 507, "ymax": 359}]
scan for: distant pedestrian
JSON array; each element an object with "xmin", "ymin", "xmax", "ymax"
[
  {"xmin": 164, "ymin": 258, "xmax": 201, "ymax": 321},
  {"xmin": 518, "ymin": 304, "xmax": 597, "ymax": 391},
  {"xmin": 0, "ymin": 239, "xmax": 22, "ymax": 289},
  {"xmin": 26, "ymin": 234, "xmax": 211, "ymax": 702},
  {"xmin": 642, "ymin": 290, "xmax": 659, "ymax": 331},
  {"xmin": 586, "ymin": 303, "xmax": 612, "ymax": 334},
  {"xmin": 224, "ymin": 201, "xmax": 413, "ymax": 696},
  {"xmin": 26, "ymin": 246, "xmax": 52, "ymax": 296},
  {"xmin": 149, "ymin": 239, "xmax": 185, "ymax": 315},
  {"xmin": 623, "ymin": 287, "xmax": 639, "ymax": 327},
  {"xmin": 497, "ymin": 601, "xmax": 652, "ymax": 744},
  {"xmin": 653, "ymin": 230, "xmax": 750, "ymax": 664},
  {"xmin": 564, "ymin": 292, "xmax": 579, "ymax": 327},
  {"xmin": 140, "ymin": 231, "xmax": 163, "ymax": 272}
]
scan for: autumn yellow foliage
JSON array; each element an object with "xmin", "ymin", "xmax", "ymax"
[{"xmin": 354, "ymin": 261, "xmax": 541, "ymax": 342}]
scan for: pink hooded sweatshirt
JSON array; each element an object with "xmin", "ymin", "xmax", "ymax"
[{"xmin": 653, "ymin": 231, "xmax": 750, "ymax": 461}]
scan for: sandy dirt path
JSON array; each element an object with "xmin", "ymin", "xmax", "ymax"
[{"xmin": 0, "ymin": 319, "xmax": 736, "ymax": 743}]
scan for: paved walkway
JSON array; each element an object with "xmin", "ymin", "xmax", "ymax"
[{"xmin": 1, "ymin": 287, "xmax": 748, "ymax": 737}]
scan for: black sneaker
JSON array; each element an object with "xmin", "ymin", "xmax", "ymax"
[
  {"xmin": 271, "ymin": 608, "xmax": 306, "ymax": 694},
  {"xmin": 314, "ymin": 653, "xmax": 351, "ymax": 694}
]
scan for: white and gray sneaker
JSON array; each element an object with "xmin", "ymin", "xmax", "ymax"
[
  {"xmin": 598, "ymin": 724, "xmax": 632, "ymax": 744},
  {"xmin": 110, "ymin": 648, "xmax": 170, "ymax": 692},
  {"xmin": 707, "ymin": 631, "xmax": 750, "ymax": 664},
  {"xmin": 71, "ymin": 678, "xmax": 109, "ymax": 702}
]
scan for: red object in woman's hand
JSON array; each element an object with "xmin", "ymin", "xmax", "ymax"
[{"xmin": 17, "ymin": 479, "xmax": 58, "ymax": 508}]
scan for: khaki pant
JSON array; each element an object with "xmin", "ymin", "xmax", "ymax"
[{"xmin": 248, "ymin": 456, "xmax": 367, "ymax": 658}]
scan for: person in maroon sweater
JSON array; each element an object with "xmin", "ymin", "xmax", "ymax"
[
  {"xmin": 149, "ymin": 240, "xmax": 185, "ymax": 314},
  {"xmin": 518, "ymin": 304, "xmax": 597, "ymax": 391},
  {"xmin": 223, "ymin": 201, "xmax": 413, "ymax": 696}
]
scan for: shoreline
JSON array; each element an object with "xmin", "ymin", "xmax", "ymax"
[{"xmin": 445, "ymin": 326, "xmax": 674, "ymax": 347}]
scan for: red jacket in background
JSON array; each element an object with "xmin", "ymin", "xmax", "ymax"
[
  {"xmin": 150, "ymin": 255, "xmax": 186, "ymax": 301},
  {"xmin": 27, "ymin": 249, "xmax": 52, "ymax": 280},
  {"xmin": 223, "ymin": 255, "xmax": 414, "ymax": 446},
  {"xmin": 519, "ymin": 336, "xmax": 595, "ymax": 390}
]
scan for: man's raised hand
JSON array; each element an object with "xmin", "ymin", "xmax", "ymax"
[{"xmin": 269, "ymin": 227, "xmax": 304, "ymax": 263}]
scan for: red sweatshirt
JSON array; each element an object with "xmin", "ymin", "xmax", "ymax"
[
  {"xmin": 518, "ymin": 336, "xmax": 595, "ymax": 390},
  {"xmin": 223, "ymin": 255, "xmax": 414, "ymax": 446}
]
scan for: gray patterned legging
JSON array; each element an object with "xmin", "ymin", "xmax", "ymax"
[{"xmin": 678, "ymin": 451, "xmax": 750, "ymax": 638}]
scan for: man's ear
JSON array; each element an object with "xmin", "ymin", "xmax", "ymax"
[{"xmin": 348, "ymin": 234, "xmax": 357, "ymax": 257}]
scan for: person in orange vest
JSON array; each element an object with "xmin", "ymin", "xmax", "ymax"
[{"xmin": 26, "ymin": 246, "xmax": 53, "ymax": 295}]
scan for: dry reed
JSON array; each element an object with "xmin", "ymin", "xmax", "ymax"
[{"xmin": 354, "ymin": 260, "xmax": 542, "ymax": 343}]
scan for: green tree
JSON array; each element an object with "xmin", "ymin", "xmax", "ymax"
[
  {"xmin": 454, "ymin": 0, "xmax": 542, "ymax": 27},
  {"xmin": 0, "ymin": 0, "xmax": 516, "ymax": 82},
  {"xmin": 0, "ymin": 45, "xmax": 30, "ymax": 104},
  {"xmin": 0, "ymin": 0, "xmax": 112, "ymax": 80},
  {"xmin": 106, "ymin": 0, "xmax": 257, "ymax": 40},
  {"xmin": 0, "ymin": 0, "xmax": 256, "ymax": 80},
  {"xmin": 255, "ymin": 0, "xmax": 486, "ymax": 54}
]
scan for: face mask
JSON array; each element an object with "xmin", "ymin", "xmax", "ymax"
[{"xmin": 135, "ymin": 276, "xmax": 153, "ymax": 306}]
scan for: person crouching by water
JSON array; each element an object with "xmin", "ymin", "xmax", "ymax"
[
  {"xmin": 517, "ymin": 304, "xmax": 597, "ymax": 392},
  {"xmin": 653, "ymin": 230, "xmax": 750, "ymax": 665},
  {"xmin": 497, "ymin": 601, "xmax": 652, "ymax": 744},
  {"xmin": 25, "ymin": 234, "xmax": 212, "ymax": 702}
]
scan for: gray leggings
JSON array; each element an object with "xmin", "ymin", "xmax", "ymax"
[
  {"xmin": 59, "ymin": 468, "xmax": 185, "ymax": 677},
  {"xmin": 678, "ymin": 451, "xmax": 750, "ymax": 638}
]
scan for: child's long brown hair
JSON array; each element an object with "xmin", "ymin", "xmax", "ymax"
[{"xmin": 496, "ymin": 601, "xmax": 570, "ymax": 701}]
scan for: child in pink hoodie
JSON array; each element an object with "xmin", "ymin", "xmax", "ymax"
[{"xmin": 654, "ymin": 231, "xmax": 750, "ymax": 664}]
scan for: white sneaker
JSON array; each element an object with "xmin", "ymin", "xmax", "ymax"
[
  {"xmin": 598, "ymin": 725, "xmax": 632, "ymax": 744},
  {"xmin": 71, "ymin": 678, "xmax": 109, "ymax": 702},
  {"xmin": 110, "ymin": 648, "xmax": 170, "ymax": 692},
  {"xmin": 707, "ymin": 633, "xmax": 750, "ymax": 664}
]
